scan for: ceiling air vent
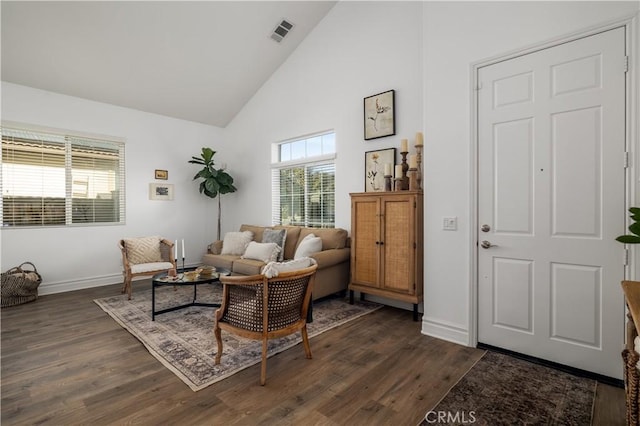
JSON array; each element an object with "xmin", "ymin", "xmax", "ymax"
[{"xmin": 270, "ymin": 19, "xmax": 294, "ymax": 43}]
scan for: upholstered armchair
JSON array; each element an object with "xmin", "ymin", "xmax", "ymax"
[
  {"xmin": 214, "ymin": 264, "xmax": 317, "ymax": 385},
  {"xmin": 119, "ymin": 237, "xmax": 176, "ymax": 299}
]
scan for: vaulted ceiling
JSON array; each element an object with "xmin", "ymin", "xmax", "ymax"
[{"xmin": 1, "ymin": 1, "xmax": 336, "ymax": 127}]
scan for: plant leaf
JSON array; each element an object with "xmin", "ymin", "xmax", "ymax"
[{"xmin": 616, "ymin": 235, "xmax": 640, "ymax": 244}]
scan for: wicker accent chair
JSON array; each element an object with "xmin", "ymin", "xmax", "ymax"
[
  {"xmin": 119, "ymin": 237, "xmax": 176, "ymax": 300},
  {"xmin": 214, "ymin": 264, "xmax": 318, "ymax": 385}
]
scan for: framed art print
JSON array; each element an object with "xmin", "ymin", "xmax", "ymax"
[
  {"xmin": 364, "ymin": 89, "xmax": 395, "ymax": 140},
  {"xmin": 365, "ymin": 148, "xmax": 395, "ymax": 192},
  {"xmin": 155, "ymin": 169, "xmax": 168, "ymax": 180},
  {"xmin": 149, "ymin": 183, "xmax": 174, "ymax": 200}
]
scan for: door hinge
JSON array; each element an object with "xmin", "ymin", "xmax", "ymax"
[
  {"xmin": 624, "ymin": 56, "xmax": 629, "ymax": 73},
  {"xmin": 625, "ymin": 248, "xmax": 630, "ymax": 266},
  {"xmin": 624, "ymin": 151, "xmax": 630, "ymax": 168}
]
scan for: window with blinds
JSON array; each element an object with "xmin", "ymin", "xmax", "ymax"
[
  {"xmin": 271, "ymin": 132, "xmax": 335, "ymax": 228},
  {"xmin": 1, "ymin": 126, "xmax": 125, "ymax": 227}
]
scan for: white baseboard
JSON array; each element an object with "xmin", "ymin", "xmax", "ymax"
[
  {"xmin": 38, "ymin": 273, "xmax": 123, "ymax": 295},
  {"xmin": 421, "ymin": 317, "xmax": 470, "ymax": 346},
  {"xmin": 37, "ymin": 263, "xmax": 201, "ymax": 296}
]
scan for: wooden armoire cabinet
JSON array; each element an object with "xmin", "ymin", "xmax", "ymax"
[{"xmin": 349, "ymin": 191, "xmax": 423, "ymax": 320}]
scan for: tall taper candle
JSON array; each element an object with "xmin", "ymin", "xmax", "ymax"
[
  {"xmin": 400, "ymin": 139, "xmax": 408, "ymax": 153},
  {"xmin": 174, "ymin": 240, "xmax": 178, "ymax": 260},
  {"xmin": 181, "ymin": 239, "xmax": 185, "ymax": 259}
]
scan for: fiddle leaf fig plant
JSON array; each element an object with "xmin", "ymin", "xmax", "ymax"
[
  {"xmin": 616, "ymin": 207, "xmax": 640, "ymax": 244},
  {"xmin": 189, "ymin": 147, "xmax": 237, "ymax": 240}
]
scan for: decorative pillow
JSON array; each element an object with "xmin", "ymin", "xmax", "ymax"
[
  {"xmin": 221, "ymin": 231, "xmax": 254, "ymax": 255},
  {"xmin": 124, "ymin": 236, "xmax": 163, "ymax": 265},
  {"xmin": 294, "ymin": 233, "xmax": 322, "ymax": 259},
  {"xmin": 262, "ymin": 228, "xmax": 287, "ymax": 261},
  {"xmin": 261, "ymin": 257, "xmax": 316, "ymax": 278},
  {"xmin": 241, "ymin": 241, "xmax": 280, "ymax": 263}
]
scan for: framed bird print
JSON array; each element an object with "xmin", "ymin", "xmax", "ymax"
[{"xmin": 364, "ymin": 89, "xmax": 395, "ymax": 140}]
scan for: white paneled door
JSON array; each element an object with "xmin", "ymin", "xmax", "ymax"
[{"xmin": 477, "ymin": 27, "xmax": 627, "ymax": 379}]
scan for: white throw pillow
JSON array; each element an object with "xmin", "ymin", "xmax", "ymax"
[
  {"xmin": 261, "ymin": 257, "xmax": 316, "ymax": 278},
  {"xmin": 221, "ymin": 231, "xmax": 254, "ymax": 256},
  {"xmin": 241, "ymin": 241, "xmax": 280, "ymax": 263},
  {"xmin": 294, "ymin": 233, "xmax": 322, "ymax": 259}
]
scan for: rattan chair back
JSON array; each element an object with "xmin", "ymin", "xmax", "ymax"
[{"xmin": 214, "ymin": 264, "xmax": 318, "ymax": 385}]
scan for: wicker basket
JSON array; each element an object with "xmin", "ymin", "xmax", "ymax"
[{"xmin": 1, "ymin": 262, "xmax": 42, "ymax": 307}]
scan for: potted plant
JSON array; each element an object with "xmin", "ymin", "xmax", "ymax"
[{"xmin": 189, "ymin": 147, "xmax": 237, "ymax": 240}]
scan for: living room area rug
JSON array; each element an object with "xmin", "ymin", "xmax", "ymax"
[
  {"xmin": 94, "ymin": 283, "xmax": 381, "ymax": 391},
  {"xmin": 420, "ymin": 350, "xmax": 596, "ymax": 425}
]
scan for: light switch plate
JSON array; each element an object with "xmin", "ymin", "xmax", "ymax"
[{"xmin": 443, "ymin": 217, "xmax": 457, "ymax": 231}]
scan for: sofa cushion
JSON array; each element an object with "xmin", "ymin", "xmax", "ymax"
[
  {"xmin": 202, "ymin": 254, "xmax": 238, "ymax": 271},
  {"xmin": 232, "ymin": 258, "xmax": 265, "ymax": 276},
  {"xmin": 239, "ymin": 224, "xmax": 268, "ymax": 242},
  {"xmin": 273, "ymin": 225, "xmax": 301, "ymax": 260},
  {"xmin": 221, "ymin": 231, "xmax": 254, "ymax": 255},
  {"xmin": 294, "ymin": 234, "xmax": 323, "ymax": 259},
  {"xmin": 124, "ymin": 236, "xmax": 163, "ymax": 264},
  {"xmin": 297, "ymin": 227, "xmax": 348, "ymax": 251},
  {"xmin": 241, "ymin": 241, "xmax": 280, "ymax": 263},
  {"xmin": 262, "ymin": 228, "xmax": 287, "ymax": 261}
]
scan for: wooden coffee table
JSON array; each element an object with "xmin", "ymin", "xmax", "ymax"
[{"xmin": 151, "ymin": 267, "xmax": 230, "ymax": 321}]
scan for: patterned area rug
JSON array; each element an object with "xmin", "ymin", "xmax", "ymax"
[
  {"xmin": 421, "ymin": 351, "xmax": 596, "ymax": 425},
  {"xmin": 94, "ymin": 284, "xmax": 380, "ymax": 391}
]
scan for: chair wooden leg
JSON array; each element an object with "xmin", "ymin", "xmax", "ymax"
[
  {"xmin": 301, "ymin": 326, "xmax": 312, "ymax": 359},
  {"xmin": 214, "ymin": 326, "xmax": 223, "ymax": 365},
  {"xmin": 127, "ymin": 278, "xmax": 133, "ymax": 300},
  {"xmin": 260, "ymin": 338, "xmax": 268, "ymax": 386}
]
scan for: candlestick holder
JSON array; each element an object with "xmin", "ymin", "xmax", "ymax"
[
  {"xmin": 181, "ymin": 257, "xmax": 185, "ymax": 272},
  {"xmin": 409, "ymin": 168, "xmax": 419, "ymax": 191},
  {"xmin": 394, "ymin": 178, "xmax": 404, "ymax": 191},
  {"xmin": 415, "ymin": 144, "xmax": 423, "ymax": 190},
  {"xmin": 400, "ymin": 151, "xmax": 409, "ymax": 190},
  {"xmin": 384, "ymin": 175, "xmax": 392, "ymax": 191}
]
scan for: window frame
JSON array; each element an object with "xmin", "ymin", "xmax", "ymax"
[
  {"xmin": 271, "ymin": 131, "xmax": 336, "ymax": 228},
  {"xmin": 1, "ymin": 122, "xmax": 126, "ymax": 228}
]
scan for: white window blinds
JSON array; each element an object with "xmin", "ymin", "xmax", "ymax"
[{"xmin": 1, "ymin": 126, "xmax": 125, "ymax": 227}]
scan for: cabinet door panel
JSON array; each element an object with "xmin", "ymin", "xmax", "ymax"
[
  {"xmin": 352, "ymin": 198, "xmax": 380, "ymax": 286},
  {"xmin": 382, "ymin": 197, "xmax": 414, "ymax": 293}
]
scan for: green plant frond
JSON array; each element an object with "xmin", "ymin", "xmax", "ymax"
[
  {"xmin": 630, "ymin": 221, "xmax": 640, "ymax": 236},
  {"xmin": 190, "ymin": 147, "xmax": 236, "ymax": 200},
  {"xmin": 617, "ymin": 235, "xmax": 640, "ymax": 244},
  {"xmin": 205, "ymin": 179, "xmax": 221, "ymax": 194}
]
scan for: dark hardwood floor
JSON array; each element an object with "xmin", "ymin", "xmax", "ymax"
[{"xmin": 1, "ymin": 282, "xmax": 625, "ymax": 425}]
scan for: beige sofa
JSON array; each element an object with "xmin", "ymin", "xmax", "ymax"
[{"xmin": 202, "ymin": 224, "xmax": 350, "ymax": 300}]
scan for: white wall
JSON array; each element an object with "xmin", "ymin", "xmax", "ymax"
[
  {"xmin": 224, "ymin": 1, "xmax": 424, "ymax": 233},
  {"xmin": 1, "ymin": 82, "xmax": 230, "ymax": 294},
  {"xmin": 422, "ymin": 1, "xmax": 639, "ymax": 345}
]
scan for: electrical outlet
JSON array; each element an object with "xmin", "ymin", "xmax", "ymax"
[{"xmin": 443, "ymin": 217, "xmax": 457, "ymax": 231}]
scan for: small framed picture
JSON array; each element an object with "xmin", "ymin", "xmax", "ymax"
[
  {"xmin": 155, "ymin": 169, "xmax": 168, "ymax": 180},
  {"xmin": 149, "ymin": 183, "xmax": 174, "ymax": 201},
  {"xmin": 364, "ymin": 89, "xmax": 395, "ymax": 140},
  {"xmin": 365, "ymin": 148, "xmax": 396, "ymax": 192}
]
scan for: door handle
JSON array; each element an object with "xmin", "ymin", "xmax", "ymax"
[{"xmin": 480, "ymin": 240, "xmax": 497, "ymax": 249}]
